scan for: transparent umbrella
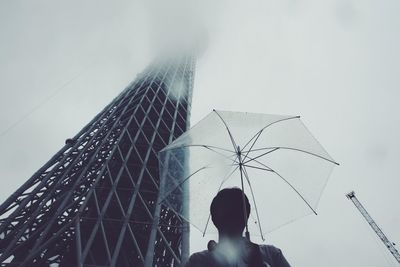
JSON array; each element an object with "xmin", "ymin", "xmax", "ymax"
[{"xmin": 158, "ymin": 110, "xmax": 339, "ymax": 241}]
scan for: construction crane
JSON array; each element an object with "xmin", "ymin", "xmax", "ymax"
[{"xmin": 346, "ymin": 191, "xmax": 400, "ymax": 264}]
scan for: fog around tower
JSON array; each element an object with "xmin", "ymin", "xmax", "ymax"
[{"xmin": 143, "ymin": 0, "xmax": 222, "ymax": 58}]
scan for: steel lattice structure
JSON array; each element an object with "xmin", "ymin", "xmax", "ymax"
[
  {"xmin": 0, "ymin": 56, "xmax": 195, "ymax": 267},
  {"xmin": 346, "ymin": 191, "xmax": 400, "ymax": 264}
]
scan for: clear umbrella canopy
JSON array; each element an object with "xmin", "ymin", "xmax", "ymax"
[{"xmin": 158, "ymin": 110, "xmax": 338, "ymax": 240}]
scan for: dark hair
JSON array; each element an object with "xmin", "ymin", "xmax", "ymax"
[{"xmin": 210, "ymin": 187, "xmax": 251, "ymax": 233}]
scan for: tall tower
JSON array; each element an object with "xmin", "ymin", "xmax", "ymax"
[{"xmin": 0, "ymin": 55, "xmax": 195, "ymax": 266}]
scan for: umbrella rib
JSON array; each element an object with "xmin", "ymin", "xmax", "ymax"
[
  {"xmin": 243, "ymin": 163, "xmax": 318, "ymax": 215},
  {"xmin": 242, "ymin": 116, "xmax": 300, "ymax": 160},
  {"xmin": 202, "ymin": 164, "xmax": 240, "ymax": 236},
  {"xmin": 241, "ymin": 165, "xmax": 265, "ymax": 240},
  {"xmin": 178, "ymin": 144, "xmax": 236, "ymax": 153},
  {"xmin": 158, "ymin": 166, "xmax": 209, "ymax": 205},
  {"xmin": 174, "ymin": 145, "xmax": 238, "ymax": 164},
  {"xmin": 244, "ymin": 164, "xmax": 273, "ymax": 172},
  {"xmin": 244, "ymin": 146, "xmax": 339, "ymax": 165},
  {"xmin": 201, "ymin": 145, "xmax": 239, "ymax": 163},
  {"xmin": 213, "ymin": 110, "xmax": 238, "ymax": 153},
  {"xmin": 242, "ymin": 148, "xmax": 279, "ymax": 165},
  {"xmin": 241, "ymin": 154, "xmax": 274, "ymax": 171},
  {"xmin": 166, "ymin": 145, "xmax": 238, "ymax": 164},
  {"xmin": 242, "ymin": 130, "xmax": 263, "ymax": 162}
]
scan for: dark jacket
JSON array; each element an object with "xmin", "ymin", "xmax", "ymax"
[{"xmin": 185, "ymin": 243, "xmax": 291, "ymax": 267}]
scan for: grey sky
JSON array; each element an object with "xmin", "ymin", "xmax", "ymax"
[{"xmin": 1, "ymin": 0, "xmax": 399, "ymax": 266}]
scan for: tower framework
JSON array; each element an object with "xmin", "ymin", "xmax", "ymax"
[{"xmin": 0, "ymin": 56, "xmax": 195, "ymax": 266}]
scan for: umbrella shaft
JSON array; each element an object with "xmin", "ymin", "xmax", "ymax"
[{"xmin": 238, "ymin": 146, "xmax": 250, "ymax": 240}]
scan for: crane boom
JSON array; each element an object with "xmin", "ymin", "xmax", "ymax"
[{"xmin": 346, "ymin": 191, "xmax": 400, "ymax": 264}]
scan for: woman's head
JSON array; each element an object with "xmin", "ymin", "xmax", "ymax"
[{"xmin": 210, "ymin": 187, "xmax": 251, "ymax": 235}]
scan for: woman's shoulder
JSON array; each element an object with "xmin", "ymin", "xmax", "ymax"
[
  {"xmin": 259, "ymin": 244, "xmax": 291, "ymax": 267},
  {"xmin": 185, "ymin": 250, "xmax": 214, "ymax": 267},
  {"xmin": 259, "ymin": 244, "xmax": 282, "ymax": 253}
]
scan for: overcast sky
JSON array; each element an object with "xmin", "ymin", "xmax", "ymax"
[{"xmin": 1, "ymin": 0, "xmax": 400, "ymax": 266}]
